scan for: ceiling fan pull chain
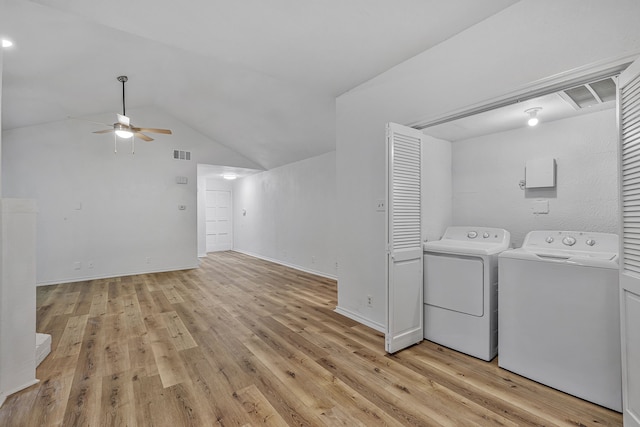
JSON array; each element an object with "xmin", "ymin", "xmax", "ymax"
[
  {"xmin": 132, "ymin": 136, "xmax": 135, "ymax": 154},
  {"xmin": 114, "ymin": 133, "xmax": 117, "ymax": 153}
]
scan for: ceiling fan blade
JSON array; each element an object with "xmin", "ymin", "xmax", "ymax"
[
  {"xmin": 93, "ymin": 129, "xmax": 114, "ymax": 134},
  {"xmin": 134, "ymin": 132, "xmax": 154, "ymax": 142},
  {"xmin": 117, "ymin": 113, "xmax": 130, "ymax": 126},
  {"xmin": 132, "ymin": 127, "xmax": 172, "ymax": 135}
]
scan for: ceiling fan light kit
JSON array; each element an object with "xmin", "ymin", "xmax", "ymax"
[{"xmin": 93, "ymin": 75, "xmax": 172, "ymax": 153}]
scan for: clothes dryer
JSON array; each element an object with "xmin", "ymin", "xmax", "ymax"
[{"xmin": 423, "ymin": 226, "xmax": 510, "ymax": 361}]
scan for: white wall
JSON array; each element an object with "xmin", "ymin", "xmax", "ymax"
[
  {"xmin": 452, "ymin": 108, "xmax": 618, "ymax": 247},
  {"xmin": 422, "ymin": 135, "xmax": 452, "ymax": 243},
  {"xmin": 233, "ymin": 151, "xmax": 337, "ymax": 278},
  {"xmin": 336, "ymin": 0, "xmax": 640, "ymax": 328},
  {"xmin": 2, "ymin": 107, "xmax": 261, "ymax": 285}
]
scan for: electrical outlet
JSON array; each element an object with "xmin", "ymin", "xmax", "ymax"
[
  {"xmin": 376, "ymin": 199, "xmax": 386, "ymax": 212},
  {"xmin": 146, "ymin": 257, "xmax": 151, "ymax": 264},
  {"xmin": 73, "ymin": 261, "xmax": 81, "ymax": 270},
  {"xmin": 87, "ymin": 261, "xmax": 94, "ymax": 269},
  {"xmin": 312, "ymin": 256, "xmax": 316, "ymax": 264},
  {"xmin": 367, "ymin": 295, "xmax": 373, "ymax": 307}
]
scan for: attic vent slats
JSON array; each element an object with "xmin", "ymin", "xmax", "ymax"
[
  {"xmin": 590, "ymin": 78, "xmax": 617, "ymax": 102},
  {"xmin": 173, "ymin": 150, "xmax": 191, "ymax": 161},
  {"xmin": 561, "ymin": 77, "xmax": 617, "ymax": 110},
  {"xmin": 564, "ymin": 85, "xmax": 598, "ymax": 108}
]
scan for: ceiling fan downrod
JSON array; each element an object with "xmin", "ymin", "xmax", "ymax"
[{"xmin": 117, "ymin": 75, "xmax": 128, "ymax": 116}]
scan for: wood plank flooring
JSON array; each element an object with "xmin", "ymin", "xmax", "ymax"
[{"xmin": 0, "ymin": 251, "xmax": 623, "ymax": 426}]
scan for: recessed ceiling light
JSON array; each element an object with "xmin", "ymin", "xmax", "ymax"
[
  {"xmin": 223, "ymin": 173, "xmax": 237, "ymax": 180},
  {"xmin": 2, "ymin": 39, "xmax": 13, "ymax": 48}
]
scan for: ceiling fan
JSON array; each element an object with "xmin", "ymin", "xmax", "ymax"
[{"xmin": 93, "ymin": 76, "xmax": 172, "ymax": 152}]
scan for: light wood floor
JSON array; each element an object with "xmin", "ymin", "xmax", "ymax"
[{"xmin": 0, "ymin": 251, "xmax": 622, "ymax": 426}]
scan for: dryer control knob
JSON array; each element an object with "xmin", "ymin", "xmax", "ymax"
[
  {"xmin": 483, "ymin": 232, "xmax": 490, "ymax": 238},
  {"xmin": 562, "ymin": 236, "xmax": 577, "ymax": 246},
  {"xmin": 586, "ymin": 239, "xmax": 596, "ymax": 246},
  {"xmin": 467, "ymin": 231, "xmax": 478, "ymax": 239},
  {"xmin": 545, "ymin": 236, "xmax": 554, "ymax": 243}
]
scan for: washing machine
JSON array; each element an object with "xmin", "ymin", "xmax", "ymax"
[
  {"xmin": 423, "ymin": 226, "xmax": 510, "ymax": 361},
  {"xmin": 498, "ymin": 230, "xmax": 621, "ymax": 412}
]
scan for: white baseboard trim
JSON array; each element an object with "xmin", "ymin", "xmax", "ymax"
[
  {"xmin": 36, "ymin": 262, "xmax": 200, "ymax": 287},
  {"xmin": 231, "ymin": 249, "xmax": 337, "ymax": 281},
  {"xmin": 334, "ymin": 306, "xmax": 385, "ymax": 333},
  {"xmin": 2, "ymin": 379, "xmax": 39, "ymax": 402},
  {"xmin": 36, "ymin": 333, "xmax": 52, "ymax": 367}
]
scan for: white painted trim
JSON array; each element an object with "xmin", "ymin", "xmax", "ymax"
[
  {"xmin": 35, "ymin": 262, "xmax": 200, "ymax": 287},
  {"xmin": 410, "ymin": 51, "xmax": 640, "ymax": 130},
  {"xmin": 232, "ymin": 249, "xmax": 337, "ymax": 281},
  {"xmin": 334, "ymin": 306, "xmax": 385, "ymax": 333},
  {"xmin": 0, "ymin": 394, "xmax": 5, "ymax": 409},
  {"xmin": 2, "ymin": 379, "xmax": 39, "ymax": 399}
]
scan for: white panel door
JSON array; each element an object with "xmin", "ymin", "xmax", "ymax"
[
  {"xmin": 385, "ymin": 122, "xmax": 423, "ymax": 353},
  {"xmin": 206, "ymin": 190, "xmax": 232, "ymax": 252},
  {"xmin": 619, "ymin": 57, "xmax": 640, "ymax": 427}
]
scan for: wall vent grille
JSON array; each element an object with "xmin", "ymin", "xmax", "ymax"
[
  {"xmin": 560, "ymin": 77, "xmax": 617, "ymax": 109},
  {"xmin": 173, "ymin": 150, "xmax": 191, "ymax": 161}
]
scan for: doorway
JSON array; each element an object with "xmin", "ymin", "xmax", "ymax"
[{"xmin": 196, "ymin": 164, "xmax": 263, "ymax": 256}]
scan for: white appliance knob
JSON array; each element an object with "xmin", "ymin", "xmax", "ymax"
[
  {"xmin": 586, "ymin": 239, "xmax": 596, "ymax": 246},
  {"xmin": 467, "ymin": 231, "xmax": 478, "ymax": 239},
  {"xmin": 483, "ymin": 232, "xmax": 490, "ymax": 238},
  {"xmin": 562, "ymin": 236, "xmax": 576, "ymax": 246},
  {"xmin": 545, "ymin": 236, "xmax": 554, "ymax": 243}
]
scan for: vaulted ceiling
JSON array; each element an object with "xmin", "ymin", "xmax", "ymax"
[{"xmin": 2, "ymin": 0, "xmax": 518, "ymax": 169}]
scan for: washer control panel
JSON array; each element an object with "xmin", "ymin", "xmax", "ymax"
[
  {"xmin": 441, "ymin": 226, "xmax": 510, "ymax": 244},
  {"xmin": 522, "ymin": 230, "xmax": 618, "ymax": 255}
]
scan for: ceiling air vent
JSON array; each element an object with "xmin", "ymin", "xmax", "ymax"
[
  {"xmin": 559, "ymin": 77, "xmax": 617, "ymax": 109},
  {"xmin": 173, "ymin": 149, "xmax": 191, "ymax": 161}
]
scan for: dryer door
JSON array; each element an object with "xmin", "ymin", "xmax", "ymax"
[{"xmin": 424, "ymin": 253, "xmax": 484, "ymax": 316}]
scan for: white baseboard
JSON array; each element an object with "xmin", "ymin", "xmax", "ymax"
[
  {"xmin": 231, "ymin": 249, "xmax": 337, "ymax": 281},
  {"xmin": 36, "ymin": 333, "xmax": 51, "ymax": 366},
  {"xmin": 36, "ymin": 262, "xmax": 200, "ymax": 287},
  {"xmin": 334, "ymin": 306, "xmax": 385, "ymax": 333},
  {"xmin": 2, "ymin": 379, "xmax": 39, "ymax": 402}
]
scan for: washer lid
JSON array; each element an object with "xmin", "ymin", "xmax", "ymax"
[{"xmin": 423, "ymin": 226, "xmax": 511, "ymax": 255}]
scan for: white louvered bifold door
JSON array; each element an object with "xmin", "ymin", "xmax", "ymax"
[
  {"xmin": 385, "ymin": 122, "xmax": 423, "ymax": 353},
  {"xmin": 619, "ymin": 57, "xmax": 640, "ymax": 427}
]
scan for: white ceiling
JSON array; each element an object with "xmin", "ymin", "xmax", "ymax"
[{"xmin": 1, "ymin": 0, "xmax": 519, "ymax": 169}]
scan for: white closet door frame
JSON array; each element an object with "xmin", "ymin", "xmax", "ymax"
[
  {"xmin": 385, "ymin": 122, "xmax": 423, "ymax": 353},
  {"xmin": 618, "ymin": 56, "xmax": 640, "ymax": 427}
]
